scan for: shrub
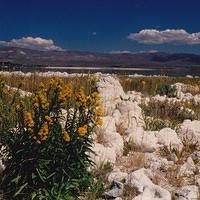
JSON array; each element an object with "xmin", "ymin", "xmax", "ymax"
[
  {"xmin": 141, "ymin": 99, "xmax": 197, "ymax": 130},
  {"xmin": 0, "ymin": 77, "xmax": 103, "ymax": 199},
  {"xmin": 156, "ymin": 84, "xmax": 176, "ymax": 97}
]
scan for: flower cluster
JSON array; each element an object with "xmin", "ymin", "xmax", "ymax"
[
  {"xmin": 94, "ymin": 106, "xmax": 103, "ymax": 126},
  {"xmin": 78, "ymin": 125, "xmax": 88, "ymax": 137},
  {"xmin": 24, "ymin": 112, "xmax": 34, "ymax": 132},
  {"xmin": 49, "ymin": 77, "xmax": 64, "ymax": 89},
  {"xmin": 33, "ymin": 91, "xmax": 49, "ymax": 110},
  {"xmin": 44, "ymin": 115, "xmax": 52, "ymax": 124},
  {"xmin": 59, "ymin": 84, "xmax": 72, "ymax": 104},
  {"xmin": 75, "ymin": 89, "xmax": 87, "ymax": 107},
  {"xmin": 63, "ymin": 131, "xmax": 70, "ymax": 142},
  {"xmin": 16, "ymin": 101, "xmax": 24, "ymax": 112},
  {"xmin": 0, "ymin": 76, "xmax": 105, "ymax": 199},
  {"xmin": 38, "ymin": 122, "xmax": 49, "ymax": 142}
]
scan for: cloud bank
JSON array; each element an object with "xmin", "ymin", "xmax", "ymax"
[
  {"xmin": 128, "ymin": 29, "xmax": 200, "ymax": 45},
  {"xmin": 110, "ymin": 50, "xmax": 158, "ymax": 54},
  {"xmin": 0, "ymin": 37, "xmax": 64, "ymax": 51}
]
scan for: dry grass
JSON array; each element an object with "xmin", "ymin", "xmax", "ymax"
[
  {"xmin": 1, "ymin": 73, "xmax": 97, "ymax": 95},
  {"xmin": 118, "ymin": 76, "xmax": 200, "ymax": 95},
  {"xmin": 117, "ymin": 152, "xmax": 146, "ymax": 173},
  {"xmin": 122, "ymin": 184, "xmax": 139, "ymax": 200},
  {"xmin": 116, "ymin": 122, "xmax": 127, "ymax": 137}
]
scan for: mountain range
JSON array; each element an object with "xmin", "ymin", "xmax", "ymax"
[{"xmin": 0, "ymin": 46, "xmax": 200, "ymax": 68}]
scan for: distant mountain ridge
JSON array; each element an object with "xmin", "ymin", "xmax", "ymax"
[{"xmin": 0, "ymin": 46, "xmax": 200, "ymax": 67}]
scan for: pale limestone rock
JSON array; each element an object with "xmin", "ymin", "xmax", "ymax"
[
  {"xmin": 152, "ymin": 94, "xmax": 167, "ymax": 102},
  {"xmin": 116, "ymin": 101, "xmax": 144, "ymax": 129},
  {"xmin": 195, "ymin": 174, "xmax": 200, "ymax": 186},
  {"xmin": 126, "ymin": 168, "xmax": 171, "ymax": 200},
  {"xmin": 179, "ymin": 120, "xmax": 200, "ymax": 142},
  {"xmin": 97, "ymin": 75, "xmax": 125, "ymax": 115},
  {"xmin": 97, "ymin": 75, "xmax": 125, "ymax": 101},
  {"xmin": 125, "ymin": 128, "xmax": 158, "ymax": 152},
  {"xmin": 108, "ymin": 169, "xmax": 128, "ymax": 183},
  {"xmin": 178, "ymin": 157, "xmax": 196, "ymax": 177},
  {"xmin": 145, "ymin": 152, "xmax": 174, "ymax": 172},
  {"xmin": 190, "ymin": 151, "xmax": 200, "ymax": 164},
  {"xmin": 112, "ymin": 109, "xmax": 122, "ymax": 126},
  {"xmin": 5, "ymin": 85, "xmax": 32, "ymax": 97},
  {"xmin": 98, "ymin": 116, "xmax": 117, "ymax": 133},
  {"xmin": 104, "ymin": 181, "xmax": 124, "ymax": 198},
  {"xmin": 156, "ymin": 128, "xmax": 183, "ymax": 151},
  {"xmin": 114, "ymin": 198, "xmax": 123, "ymax": 200},
  {"xmin": 174, "ymin": 185, "xmax": 199, "ymax": 200},
  {"xmin": 126, "ymin": 91, "xmax": 143, "ymax": 104},
  {"xmin": 90, "ymin": 143, "xmax": 116, "ymax": 168},
  {"xmin": 95, "ymin": 116, "xmax": 124, "ymax": 156}
]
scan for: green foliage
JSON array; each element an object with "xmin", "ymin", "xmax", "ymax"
[
  {"xmin": 93, "ymin": 162, "xmax": 113, "ymax": 183},
  {"xmin": 119, "ymin": 76, "xmax": 200, "ymax": 96},
  {"xmin": 0, "ymin": 78, "xmax": 19, "ymax": 132},
  {"xmin": 156, "ymin": 84, "xmax": 177, "ymax": 97},
  {"xmin": 0, "ymin": 77, "xmax": 103, "ymax": 199},
  {"xmin": 80, "ymin": 179, "xmax": 104, "ymax": 200},
  {"xmin": 142, "ymin": 99, "xmax": 197, "ymax": 130},
  {"xmin": 144, "ymin": 116, "xmax": 177, "ymax": 131}
]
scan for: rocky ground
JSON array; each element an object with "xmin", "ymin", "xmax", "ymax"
[
  {"xmin": 91, "ymin": 75, "xmax": 200, "ymax": 200},
  {"xmin": 0, "ymin": 74, "xmax": 200, "ymax": 200}
]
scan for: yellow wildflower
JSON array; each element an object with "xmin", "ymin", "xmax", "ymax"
[
  {"xmin": 96, "ymin": 106, "xmax": 104, "ymax": 117},
  {"xmin": 38, "ymin": 122, "xmax": 49, "ymax": 141},
  {"xmin": 63, "ymin": 131, "xmax": 70, "ymax": 142},
  {"xmin": 16, "ymin": 104, "xmax": 21, "ymax": 111},
  {"xmin": 16, "ymin": 101, "xmax": 24, "ymax": 112},
  {"xmin": 90, "ymin": 91, "xmax": 101, "ymax": 106},
  {"xmin": 76, "ymin": 89, "xmax": 87, "ymax": 107},
  {"xmin": 49, "ymin": 77, "xmax": 64, "ymax": 88},
  {"xmin": 78, "ymin": 125, "xmax": 88, "ymax": 137},
  {"xmin": 34, "ymin": 92, "xmax": 49, "ymax": 109},
  {"xmin": 24, "ymin": 112, "xmax": 34, "ymax": 129},
  {"xmin": 39, "ymin": 82, "xmax": 45, "ymax": 90},
  {"xmin": 59, "ymin": 84, "xmax": 72, "ymax": 103},
  {"xmin": 95, "ymin": 117, "xmax": 103, "ymax": 126},
  {"xmin": 44, "ymin": 115, "xmax": 52, "ymax": 124}
]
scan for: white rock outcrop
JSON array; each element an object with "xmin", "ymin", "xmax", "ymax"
[
  {"xmin": 95, "ymin": 116, "xmax": 124, "ymax": 156},
  {"xmin": 126, "ymin": 168, "xmax": 171, "ymax": 200},
  {"xmin": 90, "ymin": 143, "xmax": 116, "ymax": 168},
  {"xmin": 174, "ymin": 185, "xmax": 199, "ymax": 200},
  {"xmin": 97, "ymin": 75, "xmax": 125, "ymax": 115},
  {"xmin": 125, "ymin": 128, "xmax": 158, "ymax": 152},
  {"xmin": 108, "ymin": 169, "xmax": 128, "ymax": 183},
  {"xmin": 178, "ymin": 157, "xmax": 197, "ymax": 177},
  {"xmin": 156, "ymin": 128, "xmax": 183, "ymax": 151},
  {"xmin": 179, "ymin": 120, "xmax": 200, "ymax": 142},
  {"xmin": 116, "ymin": 101, "xmax": 144, "ymax": 129}
]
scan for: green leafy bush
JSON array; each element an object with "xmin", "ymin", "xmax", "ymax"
[
  {"xmin": 156, "ymin": 84, "xmax": 177, "ymax": 97},
  {"xmin": 0, "ymin": 77, "xmax": 103, "ymax": 199},
  {"xmin": 141, "ymin": 99, "xmax": 197, "ymax": 130}
]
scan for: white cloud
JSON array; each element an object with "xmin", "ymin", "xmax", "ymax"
[
  {"xmin": 0, "ymin": 37, "xmax": 64, "ymax": 51},
  {"xmin": 128, "ymin": 29, "xmax": 200, "ymax": 45},
  {"xmin": 110, "ymin": 50, "xmax": 158, "ymax": 54},
  {"xmin": 92, "ymin": 32, "xmax": 97, "ymax": 36},
  {"xmin": 110, "ymin": 50, "xmax": 132, "ymax": 54}
]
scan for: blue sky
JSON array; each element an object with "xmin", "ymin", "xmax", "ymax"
[{"xmin": 0, "ymin": 0, "xmax": 200, "ymax": 53}]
